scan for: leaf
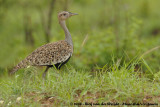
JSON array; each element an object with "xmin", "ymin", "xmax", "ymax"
[{"xmin": 142, "ymin": 58, "xmax": 153, "ymax": 75}]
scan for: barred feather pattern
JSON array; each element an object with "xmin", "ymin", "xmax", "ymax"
[{"xmin": 10, "ymin": 59, "xmax": 29, "ymax": 74}]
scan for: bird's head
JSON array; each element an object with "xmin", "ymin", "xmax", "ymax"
[{"xmin": 58, "ymin": 11, "xmax": 78, "ymax": 21}]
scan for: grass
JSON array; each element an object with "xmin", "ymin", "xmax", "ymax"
[
  {"xmin": 0, "ymin": 0, "xmax": 160, "ymax": 106},
  {"xmin": 0, "ymin": 58, "xmax": 160, "ymax": 106}
]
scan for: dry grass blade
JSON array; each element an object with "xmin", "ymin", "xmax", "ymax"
[
  {"xmin": 81, "ymin": 34, "xmax": 88, "ymax": 48},
  {"xmin": 140, "ymin": 46, "xmax": 160, "ymax": 59}
]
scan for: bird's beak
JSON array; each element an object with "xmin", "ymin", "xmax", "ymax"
[{"xmin": 69, "ymin": 12, "xmax": 78, "ymax": 16}]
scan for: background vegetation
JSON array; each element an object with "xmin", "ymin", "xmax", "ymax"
[{"xmin": 0, "ymin": 0, "xmax": 160, "ymax": 106}]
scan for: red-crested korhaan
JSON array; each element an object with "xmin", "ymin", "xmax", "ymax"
[{"xmin": 11, "ymin": 11, "xmax": 78, "ymax": 78}]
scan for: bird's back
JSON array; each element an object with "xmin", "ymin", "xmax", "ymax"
[{"xmin": 11, "ymin": 40, "xmax": 73, "ymax": 74}]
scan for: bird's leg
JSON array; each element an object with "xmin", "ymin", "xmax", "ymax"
[{"xmin": 42, "ymin": 66, "xmax": 50, "ymax": 79}]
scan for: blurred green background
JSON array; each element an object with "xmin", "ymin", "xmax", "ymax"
[{"xmin": 0, "ymin": 0, "xmax": 160, "ymax": 73}]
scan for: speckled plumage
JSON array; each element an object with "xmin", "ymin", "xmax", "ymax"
[
  {"xmin": 11, "ymin": 40, "xmax": 73, "ymax": 74},
  {"xmin": 10, "ymin": 11, "xmax": 78, "ymax": 77},
  {"xmin": 27, "ymin": 40, "xmax": 73, "ymax": 66}
]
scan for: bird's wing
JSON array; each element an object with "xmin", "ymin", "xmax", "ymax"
[{"xmin": 26, "ymin": 40, "xmax": 73, "ymax": 66}]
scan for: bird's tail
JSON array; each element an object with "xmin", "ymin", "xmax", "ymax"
[{"xmin": 10, "ymin": 59, "xmax": 29, "ymax": 75}]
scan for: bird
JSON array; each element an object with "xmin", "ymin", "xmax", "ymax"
[{"xmin": 10, "ymin": 11, "xmax": 78, "ymax": 78}]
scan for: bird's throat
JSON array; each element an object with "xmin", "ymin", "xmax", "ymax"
[{"xmin": 59, "ymin": 20, "xmax": 73, "ymax": 47}]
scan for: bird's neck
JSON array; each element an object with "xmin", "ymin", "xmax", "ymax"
[{"xmin": 59, "ymin": 20, "xmax": 73, "ymax": 47}]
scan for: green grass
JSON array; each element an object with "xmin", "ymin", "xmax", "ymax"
[
  {"xmin": 0, "ymin": 0, "xmax": 160, "ymax": 106},
  {"xmin": 0, "ymin": 58, "xmax": 160, "ymax": 106}
]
